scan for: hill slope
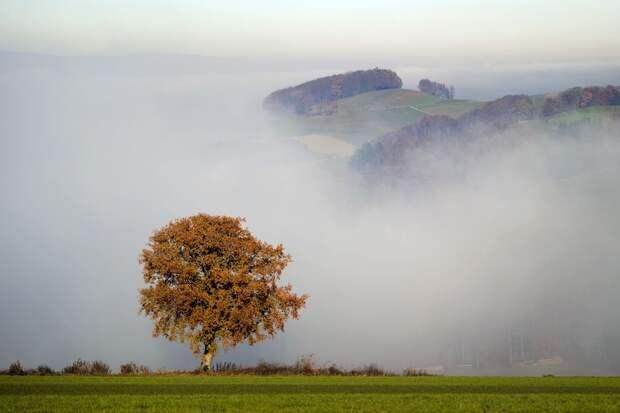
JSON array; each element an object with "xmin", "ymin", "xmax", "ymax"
[
  {"xmin": 270, "ymin": 89, "xmax": 482, "ymax": 146},
  {"xmin": 352, "ymin": 93, "xmax": 620, "ymax": 180}
]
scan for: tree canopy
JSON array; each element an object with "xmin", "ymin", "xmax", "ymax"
[
  {"xmin": 139, "ymin": 214, "xmax": 307, "ymax": 370},
  {"xmin": 418, "ymin": 78, "xmax": 455, "ymax": 99}
]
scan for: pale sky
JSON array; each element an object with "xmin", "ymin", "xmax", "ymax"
[{"xmin": 1, "ymin": 0, "xmax": 619, "ymax": 63}]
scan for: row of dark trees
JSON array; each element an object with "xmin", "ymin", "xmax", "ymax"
[{"xmin": 418, "ymin": 78, "xmax": 455, "ymax": 99}]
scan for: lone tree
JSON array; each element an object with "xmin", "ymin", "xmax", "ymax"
[{"xmin": 139, "ymin": 214, "xmax": 307, "ymax": 371}]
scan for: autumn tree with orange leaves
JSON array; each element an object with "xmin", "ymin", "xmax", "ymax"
[{"xmin": 139, "ymin": 214, "xmax": 307, "ymax": 371}]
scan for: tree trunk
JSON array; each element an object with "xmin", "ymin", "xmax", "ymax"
[{"xmin": 201, "ymin": 345, "xmax": 215, "ymax": 372}]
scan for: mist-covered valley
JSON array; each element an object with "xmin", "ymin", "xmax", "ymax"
[{"xmin": 1, "ymin": 53, "xmax": 620, "ymax": 375}]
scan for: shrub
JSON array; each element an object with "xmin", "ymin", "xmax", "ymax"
[
  {"xmin": 254, "ymin": 360, "xmax": 292, "ymax": 375},
  {"xmin": 139, "ymin": 364, "xmax": 150, "ymax": 374},
  {"xmin": 403, "ymin": 368, "xmax": 431, "ymax": 376},
  {"xmin": 90, "ymin": 360, "xmax": 111, "ymax": 375},
  {"xmin": 120, "ymin": 362, "xmax": 135, "ymax": 375},
  {"xmin": 351, "ymin": 363, "xmax": 385, "ymax": 376},
  {"xmin": 120, "ymin": 362, "xmax": 151, "ymax": 375},
  {"xmin": 213, "ymin": 361, "xmax": 239, "ymax": 373},
  {"xmin": 295, "ymin": 354, "xmax": 316, "ymax": 375},
  {"xmin": 63, "ymin": 359, "xmax": 90, "ymax": 375},
  {"xmin": 35, "ymin": 365, "xmax": 56, "ymax": 376},
  {"xmin": 8, "ymin": 361, "xmax": 25, "ymax": 376},
  {"xmin": 63, "ymin": 359, "xmax": 110, "ymax": 375},
  {"xmin": 320, "ymin": 363, "xmax": 346, "ymax": 376}
]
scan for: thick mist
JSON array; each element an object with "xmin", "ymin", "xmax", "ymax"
[{"xmin": 1, "ymin": 54, "xmax": 619, "ymax": 374}]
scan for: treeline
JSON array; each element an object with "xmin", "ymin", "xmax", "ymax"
[
  {"xmin": 1, "ymin": 357, "xmax": 433, "ymax": 376},
  {"xmin": 541, "ymin": 85, "xmax": 620, "ymax": 116}
]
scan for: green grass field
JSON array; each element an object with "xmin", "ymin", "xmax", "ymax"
[{"xmin": 2, "ymin": 375, "xmax": 620, "ymax": 412}]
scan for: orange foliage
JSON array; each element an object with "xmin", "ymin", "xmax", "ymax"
[{"xmin": 139, "ymin": 214, "xmax": 307, "ymax": 369}]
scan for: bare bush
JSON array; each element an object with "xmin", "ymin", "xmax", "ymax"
[
  {"xmin": 295, "ymin": 354, "xmax": 317, "ymax": 375},
  {"xmin": 62, "ymin": 359, "xmax": 89, "ymax": 375},
  {"xmin": 8, "ymin": 361, "xmax": 25, "ymax": 376},
  {"xmin": 351, "ymin": 363, "xmax": 386, "ymax": 376},
  {"xmin": 253, "ymin": 360, "xmax": 294, "ymax": 375},
  {"xmin": 90, "ymin": 361, "xmax": 111, "ymax": 375},
  {"xmin": 62, "ymin": 359, "xmax": 110, "ymax": 375},
  {"xmin": 120, "ymin": 362, "xmax": 151, "ymax": 375},
  {"xmin": 403, "ymin": 368, "xmax": 432, "ymax": 376},
  {"xmin": 323, "ymin": 364, "xmax": 346, "ymax": 375},
  {"xmin": 213, "ymin": 361, "xmax": 240, "ymax": 373},
  {"xmin": 35, "ymin": 365, "xmax": 57, "ymax": 376}
]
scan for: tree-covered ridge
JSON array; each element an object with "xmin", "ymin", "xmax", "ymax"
[
  {"xmin": 352, "ymin": 85, "xmax": 620, "ymax": 177},
  {"xmin": 264, "ymin": 68, "xmax": 402, "ymax": 114}
]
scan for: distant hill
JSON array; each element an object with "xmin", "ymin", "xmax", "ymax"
[
  {"xmin": 352, "ymin": 85, "xmax": 620, "ymax": 177},
  {"xmin": 266, "ymin": 70, "xmax": 620, "ymax": 163},
  {"xmin": 264, "ymin": 68, "xmax": 403, "ymax": 115},
  {"xmin": 265, "ymin": 69, "xmax": 484, "ymax": 147}
]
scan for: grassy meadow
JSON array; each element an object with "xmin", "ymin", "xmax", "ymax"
[{"xmin": 2, "ymin": 375, "xmax": 620, "ymax": 412}]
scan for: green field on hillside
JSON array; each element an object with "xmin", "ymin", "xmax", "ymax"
[
  {"xmin": 513, "ymin": 106, "xmax": 620, "ymax": 133},
  {"xmin": 545, "ymin": 106, "xmax": 620, "ymax": 126},
  {"xmin": 271, "ymin": 89, "xmax": 482, "ymax": 145},
  {"xmin": 2, "ymin": 375, "xmax": 620, "ymax": 412}
]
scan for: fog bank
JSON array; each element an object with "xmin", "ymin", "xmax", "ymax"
[{"xmin": 1, "ymin": 54, "xmax": 619, "ymax": 374}]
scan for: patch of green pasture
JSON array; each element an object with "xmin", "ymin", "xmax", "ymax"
[{"xmin": 545, "ymin": 106, "xmax": 620, "ymax": 126}]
